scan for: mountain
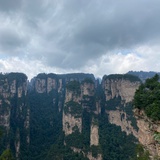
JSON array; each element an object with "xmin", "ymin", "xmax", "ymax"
[
  {"xmin": 0, "ymin": 72, "xmax": 159, "ymax": 160},
  {"xmin": 127, "ymin": 71, "xmax": 160, "ymax": 82}
]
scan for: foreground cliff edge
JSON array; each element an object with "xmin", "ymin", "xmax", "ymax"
[
  {"xmin": 0, "ymin": 72, "xmax": 159, "ymax": 160},
  {"xmin": 134, "ymin": 74, "xmax": 160, "ymax": 159}
]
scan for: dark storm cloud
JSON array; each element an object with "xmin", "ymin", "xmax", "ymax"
[{"xmin": 0, "ymin": 0, "xmax": 160, "ymax": 68}]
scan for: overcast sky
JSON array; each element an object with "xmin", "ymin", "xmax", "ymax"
[{"xmin": 0, "ymin": 0, "xmax": 160, "ymax": 79}]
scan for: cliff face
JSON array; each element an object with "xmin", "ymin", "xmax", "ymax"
[
  {"xmin": 63, "ymin": 80, "xmax": 97, "ymax": 136},
  {"xmin": 87, "ymin": 152, "xmax": 102, "ymax": 160},
  {"xmin": 62, "ymin": 79, "xmax": 102, "ymax": 160},
  {"xmin": 33, "ymin": 74, "xmax": 58, "ymax": 93},
  {"xmin": 102, "ymin": 77, "xmax": 140, "ymax": 103},
  {"xmin": 102, "ymin": 75, "xmax": 141, "ymax": 135},
  {"xmin": 0, "ymin": 73, "xmax": 29, "ymax": 159},
  {"xmin": 134, "ymin": 109, "xmax": 160, "ymax": 158},
  {"xmin": 0, "ymin": 72, "xmax": 146, "ymax": 160},
  {"xmin": 107, "ymin": 110, "xmax": 138, "ymax": 136},
  {"xmin": 102, "ymin": 74, "xmax": 160, "ymax": 158},
  {"xmin": 90, "ymin": 122, "xmax": 99, "ymax": 146},
  {"xmin": 63, "ymin": 84, "xmax": 82, "ymax": 135}
]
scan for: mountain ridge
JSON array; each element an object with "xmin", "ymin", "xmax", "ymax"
[{"xmin": 0, "ymin": 71, "xmax": 159, "ymax": 160}]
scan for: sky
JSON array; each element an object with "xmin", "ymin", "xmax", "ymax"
[{"xmin": 0, "ymin": 0, "xmax": 160, "ymax": 80}]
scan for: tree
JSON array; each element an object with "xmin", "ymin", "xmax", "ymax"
[
  {"xmin": 0, "ymin": 129, "xmax": 14, "ymax": 160},
  {"xmin": 134, "ymin": 74, "xmax": 160, "ymax": 121},
  {"xmin": 0, "ymin": 149, "xmax": 14, "ymax": 160}
]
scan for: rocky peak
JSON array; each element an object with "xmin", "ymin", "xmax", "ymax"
[
  {"xmin": 31, "ymin": 73, "xmax": 58, "ymax": 93},
  {"xmin": 0, "ymin": 73, "xmax": 28, "ymax": 98},
  {"xmin": 102, "ymin": 74, "xmax": 141, "ymax": 103}
]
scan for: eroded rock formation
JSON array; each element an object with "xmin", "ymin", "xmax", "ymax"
[
  {"xmin": 102, "ymin": 76, "xmax": 140, "ymax": 103},
  {"xmin": 2, "ymin": 72, "xmax": 158, "ymax": 159}
]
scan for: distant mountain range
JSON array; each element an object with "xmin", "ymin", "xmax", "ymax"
[{"xmin": 127, "ymin": 71, "xmax": 160, "ymax": 82}]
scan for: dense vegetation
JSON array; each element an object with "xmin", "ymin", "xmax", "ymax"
[
  {"xmin": 130, "ymin": 144, "xmax": 150, "ymax": 160},
  {"xmin": 82, "ymin": 78, "xmax": 94, "ymax": 84},
  {"xmin": 99, "ymin": 110, "xmax": 137, "ymax": 160},
  {"xmin": 28, "ymin": 90, "xmax": 62, "ymax": 160},
  {"xmin": 0, "ymin": 149, "xmax": 14, "ymax": 160},
  {"xmin": 0, "ymin": 129, "xmax": 14, "ymax": 160},
  {"xmin": 59, "ymin": 73, "xmax": 95, "ymax": 82},
  {"xmin": 99, "ymin": 83, "xmax": 139, "ymax": 160},
  {"xmin": 66, "ymin": 80, "xmax": 81, "ymax": 94},
  {"xmin": 134, "ymin": 74, "xmax": 160, "ymax": 121},
  {"xmin": 64, "ymin": 101, "xmax": 82, "ymax": 117}
]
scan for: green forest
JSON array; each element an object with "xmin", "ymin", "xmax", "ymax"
[{"xmin": 134, "ymin": 74, "xmax": 160, "ymax": 121}]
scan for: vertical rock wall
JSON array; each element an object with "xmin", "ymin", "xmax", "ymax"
[
  {"xmin": 102, "ymin": 77, "xmax": 140, "ymax": 103},
  {"xmin": 0, "ymin": 73, "xmax": 28, "ymax": 159},
  {"xmin": 102, "ymin": 75, "xmax": 160, "ymax": 158},
  {"xmin": 90, "ymin": 123, "xmax": 99, "ymax": 146},
  {"xmin": 63, "ymin": 80, "xmax": 82, "ymax": 135},
  {"xmin": 2, "ymin": 73, "xmax": 146, "ymax": 160},
  {"xmin": 102, "ymin": 75, "xmax": 140, "ymax": 135}
]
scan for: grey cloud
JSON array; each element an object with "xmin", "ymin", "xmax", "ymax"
[
  {"xmin": 0, "ymin": 0, "xmax": 160, "ymax": 69},
  {"xmin": 38, "ymin": 0, "xmax": 160, "ymax": 68},
  {"xmin": 0, "ymin": 0, "xmax": 23, "ymax": 12},
  {"xmin": 0, "ymin": 28, "xmax": 28, "ymax": 55}
]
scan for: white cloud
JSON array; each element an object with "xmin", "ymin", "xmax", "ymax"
[
  {"xmin": 82, "ymin": 46, "xmax": 160, "ymax": 78},
  {"xmin": 0, "ymin": 57, "xmax": 80, "ymax": 80},
  {"xmin": 0, "ymin": 45, "xmax": 159, "ymax": 80}
]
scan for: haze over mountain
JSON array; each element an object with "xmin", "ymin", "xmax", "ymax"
[{"xmin": 0, "ymin": 0, "xmax": 160, "ymax": 79}]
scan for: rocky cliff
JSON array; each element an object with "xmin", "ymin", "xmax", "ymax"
[
  {"xmin": 90, "ymin": 121, "xmax": 99, "ymax": 146},
  {"xmin": 102, "ymin": 74, "xmax": 141, "ymax": 134},
  {"xmin": 102, "ymin": 74, "xmax": 160, "ymax": 159},
  {"xmin": 102, "ymin": 74, "xmax": 141, "ymax": 103},
  {"xmin": 63, "ymin": 80, "xmax": 82, "ymax": 135},
  {"xmin": 134, "ymin": 109, "xmax": 160, "ymax": 158},
  {"xmin": 62, "ymin": 78, "xmax": 102, "ymax": 160},
  {"xmin": 0, "ymin": 73, "xmax": 29, "ymax": 159},
  {"xmin": 0, "ymin": 72, "xmax": 151, "ymax": 160}
]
